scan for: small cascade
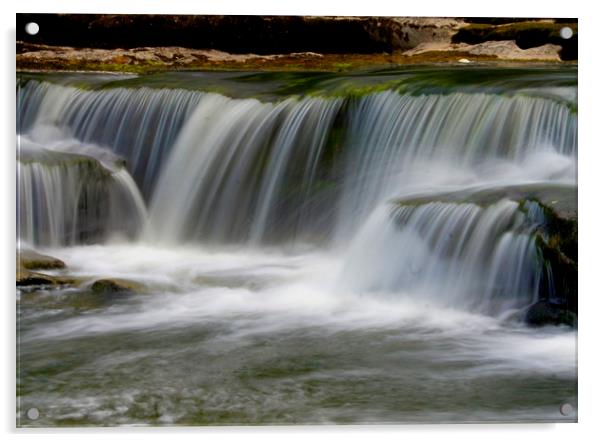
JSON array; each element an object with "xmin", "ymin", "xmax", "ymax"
[
  {"xmin": 335, "ymin": 91, "xmax": 577, "ymax": 237},
  {"xmin": 17, "ymin": 140, "xmax": 147, "ymax": 247},
  {"xmin": 18, "ymin": 80, "xmax": 202, "ymax": 197},
  {"xmin": 338, "ymin": 200, "xmax": 543, "ymax": 315}
]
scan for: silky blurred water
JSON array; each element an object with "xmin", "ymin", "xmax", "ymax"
[
  {"xmin": 17, "ymin": 67, "xmax": 577, "ymax": 425},
  {"xmin": 17, "ymin": 244, "xmax": 577, "ymax": 426}
]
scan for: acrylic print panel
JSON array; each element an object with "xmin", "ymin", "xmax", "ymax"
[{"xmin": 16, "ymin": 14, "xmax": 577, "ymax": 426}]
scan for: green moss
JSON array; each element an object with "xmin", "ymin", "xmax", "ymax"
[
  {"xmin": 18, "ymin": 64, "xmax": 577, "ymax": 106},
  {"xmin": 333, "ymin": 62, "xmax": 353, "ymax": 70}
]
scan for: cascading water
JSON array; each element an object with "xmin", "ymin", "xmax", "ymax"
[
  {"xmin": 339, "ymin": 200, "xmax": 543, "ymax": 316},
  {"xmin": 148, "ymin": 93, "xmax": 343, "ymax": 244},
  {"xmin": 336, "ymin": 90, "xmax": 576, "ymax": 237},
  {"xmin": 17, "ymin": 133, "xmax": 147, "ymax": 247},
  {"xmin": 18, "ymin": 79, "xmax": 202, "ymax": 197},
  {"xmin": 17, "ymin": 73, "xmax": 577, "ymax": 311},
  {"xmin": 17, "ymin": 69, "xmax": 577, "ymax": 425}
]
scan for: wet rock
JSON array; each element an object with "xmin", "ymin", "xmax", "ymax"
[
  {"xmin": 91, "ymin": 278, "xmax": 145, "ymax": 295},
  {"xmin": 16, "ymin": 268, "xmax": 75, "ymax": 288},
  {"xmin": 535, "ymin": 238, "xmax": 577, "ymax": 313},
  {"xmin": 392, "ymin": 183, "xmax": 576, "ymax": 214},
  {"xmin": 525, "ymin": 300, "xmax": 577, "ymax": 327},
  {"xmin": 18, "ymin": 249, "xmax": 66, "ymax": 270},
  {"xmin": 17, "ymin": 269, "xmax": 55, "ymax": 287},
  {"xmin": 531, "ymin": 193, "xmax": 577, "ymax": 322},
  {"xmin": 17, "ymin": 249, "xmax": 75, "ymax": 289}
]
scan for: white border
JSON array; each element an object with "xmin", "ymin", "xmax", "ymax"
[{"xmin": 3, "ymin": 1, "xmax": 601, "ymax": 441}]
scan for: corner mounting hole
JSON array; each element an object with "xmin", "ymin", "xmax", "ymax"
[
  {"xmin": 25, "ymin": 22, "xmax": 39, "ymax": 36},
  {"xmin": 560, "ymin": 27, "xmax": 573, "ymax": 39},
  {"xmin": 26, "ymin": 407, "xmax": 40, "ymax": 420},
  {"xmin": 559, "ymin": 402, "xmax": 574, "ymax": 416}
]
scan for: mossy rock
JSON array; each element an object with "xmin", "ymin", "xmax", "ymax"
[{"xmin": 18, "ymin": 249, "xmax": 66, "ymax": 270}]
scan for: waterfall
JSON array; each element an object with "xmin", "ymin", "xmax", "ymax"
[
  {"xmin": 335, "ymin": 91, "xmax": 576, "ymax": 238},
  {"xmin": 16, "ymin": 71, "xmax": 577, "ymax": 315},
  {"xmin": 18, "ymin": 79, "xmax": 202, "ymax": 197},
  {"xmin": 17, "ymin": 132, "xmax": 147, "ymax": 247},
  {"xmin": 338, "ymin": 200, "xmax": 543, "ymax": 315},
  {"xmin": 17, "ymin": 154, "xmax": 147, "ymax": 247},
  {"xmin": 147, "ymin": 93, "xmax": 343, "ymax": 244}
]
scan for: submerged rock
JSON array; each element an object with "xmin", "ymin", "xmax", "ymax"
[
  {"xmin": 525, "ymin": 300, "xmax": 577, "ymax": 327},
  {"xmin": 91, "ymin": 278, "xmax": 145, "ymax": 295},
  {"xmin": 15, "ymin": 248, "xmax": 146, "ymax": 300}
]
